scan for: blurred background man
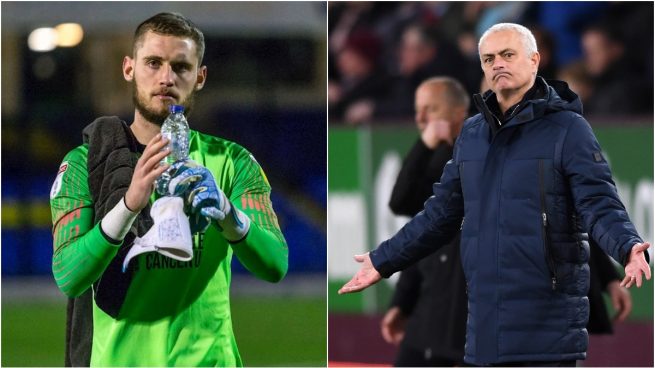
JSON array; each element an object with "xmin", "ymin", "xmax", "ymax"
[
  {"xmin": 381, "ymin": 77, "xmax": 469, "ymax": 367},
  {"xmin": 581, "ymin": 23, "xmax": 653, "ymax": 116},
  {"xmin": 329, "ymin": 30, "xmax": 389, "ymax": 124}
]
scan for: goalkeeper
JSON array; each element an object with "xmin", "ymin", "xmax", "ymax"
[{"xmin": 49, "ymin": 12, "xmax": 288, "ymax": 367}]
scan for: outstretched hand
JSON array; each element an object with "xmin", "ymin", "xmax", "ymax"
[
  {"xmin": 620, "ymin": 242, "xmax": 651, "ymax": 288},
  {"xmin": 338, "ymin": 253, "xmax": 382, "ymax": 294}
]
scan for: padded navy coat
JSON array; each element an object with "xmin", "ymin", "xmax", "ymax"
[{"xmin": 370, "ymin": 78, "xmax": 643, "ymax": 365}]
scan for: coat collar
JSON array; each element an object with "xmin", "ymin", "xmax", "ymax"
[{"xmin": 473, "ymin": 77, "xmax": 582, "ymax": 136}]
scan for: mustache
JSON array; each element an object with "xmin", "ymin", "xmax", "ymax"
[{"xmin": 153, "ymin": 89, "xmax": 179, "ymax": 99}]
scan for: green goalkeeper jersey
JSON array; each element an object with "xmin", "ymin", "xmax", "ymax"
[{"xmin": 50, "ymin": 129, "xmax": 288, "ymax": 366}]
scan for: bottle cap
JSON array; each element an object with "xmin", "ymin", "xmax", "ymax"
[{"xmin": 169, "ymin": 105, "xmax": 184, "ymax": 113}]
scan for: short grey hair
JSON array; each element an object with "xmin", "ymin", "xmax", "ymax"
[
  {"xmin": 478, "ymin": 23, "xmax": 538, "ymax": 57},
  {"xmin": 420, "ymin": 76, "xmax": 470, "ymax": 111}
]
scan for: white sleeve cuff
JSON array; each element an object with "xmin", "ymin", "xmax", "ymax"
[{"xmin": 100, "ymin": 197, "xmax": 139, "ymax": 243}]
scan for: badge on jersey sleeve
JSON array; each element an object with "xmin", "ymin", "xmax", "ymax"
[{"xmin": 50, "ymin": 161, "xmax": 68, "ymax": 199}]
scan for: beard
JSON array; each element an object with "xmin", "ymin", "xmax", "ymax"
[{"xmin": 132, "ymin": 81, "xmax": 196, "ymax": 126}]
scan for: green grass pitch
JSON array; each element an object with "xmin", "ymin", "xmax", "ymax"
[{"xmin": 2, "ymin": 297, "xmax": 326, "ymax": 367}]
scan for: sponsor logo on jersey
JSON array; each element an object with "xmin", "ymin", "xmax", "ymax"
[
  {"xmin": 134, "ymin": 233, "xmax": 205, "ymax": 271},
  {"xmin": 50, "ymin": 161, "xmax": 68, "ymax": 199}
]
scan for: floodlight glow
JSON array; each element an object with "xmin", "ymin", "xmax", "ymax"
[
  {"xmin": 28, "ymin": 27, "xmax": 57, "ymax": 52},
  {"xmin": 55, "ymin": 23, "xmax": 84, "ymax": 47}
]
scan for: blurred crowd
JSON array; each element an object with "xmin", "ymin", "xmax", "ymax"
[{"xmin": 328, "ymin": 2, "xmax": 653, "ymax": 124}]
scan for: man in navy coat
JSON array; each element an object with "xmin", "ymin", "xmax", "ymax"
[{"xmin": 339, "ymin": 23, "xmax": 651, "ymax": 367}]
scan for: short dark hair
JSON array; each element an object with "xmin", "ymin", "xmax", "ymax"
[
  {"xmin": 133, "ymin": 12, "xmax": 205, "ymax": 65},
  {"xmin": 584, "ymin": 22, "xmax": 625, "ymax": 45},
  {"xmin": 404, "ymin": 23, "xmax": 440, "ymax": 47}
]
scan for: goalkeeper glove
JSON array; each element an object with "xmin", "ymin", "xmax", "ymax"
[
  {"xmin": 157, "ymin": 159, "xmax": 206, "ymax": 233},
  {"xmin": 156, "ymin": 159, "xmax": 201, "ymax": 197},
  {"xmin": 159, "ymin": 159, "xmax": 251, "ymax": 241}
]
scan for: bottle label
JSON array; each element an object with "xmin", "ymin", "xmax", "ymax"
[{"xmin": 161, "ymin": 132, "xmax": 176, "ymax": 164}]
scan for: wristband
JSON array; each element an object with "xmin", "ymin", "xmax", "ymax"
[{"xmin": 100, "ymin": 197, "xmax": 139, "ymax": 244}]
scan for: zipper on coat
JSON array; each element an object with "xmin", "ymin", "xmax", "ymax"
[{"xmin": 539, "ymin": 160, "xmax": 557, "ymax": 290}]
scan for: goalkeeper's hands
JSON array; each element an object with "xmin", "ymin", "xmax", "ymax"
[
  {"xmin": 159, "ymin": 159, "xmax": 251, "ymax": 241},
  {"xmin": 156, "ymin": 159, "xmax": 201, "ymax": 198},
  {"xmin": 156, "ymin": 160, "xmax": 206, "ymax": 234}
]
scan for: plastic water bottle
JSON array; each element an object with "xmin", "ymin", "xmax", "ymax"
[
  {"xmin": 157, "ymin": 104, "xmax": 189, "ymax": 195},
  {"xmin": 161, "ymin": 104, "xmax": 189, "ymax": 163}
]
